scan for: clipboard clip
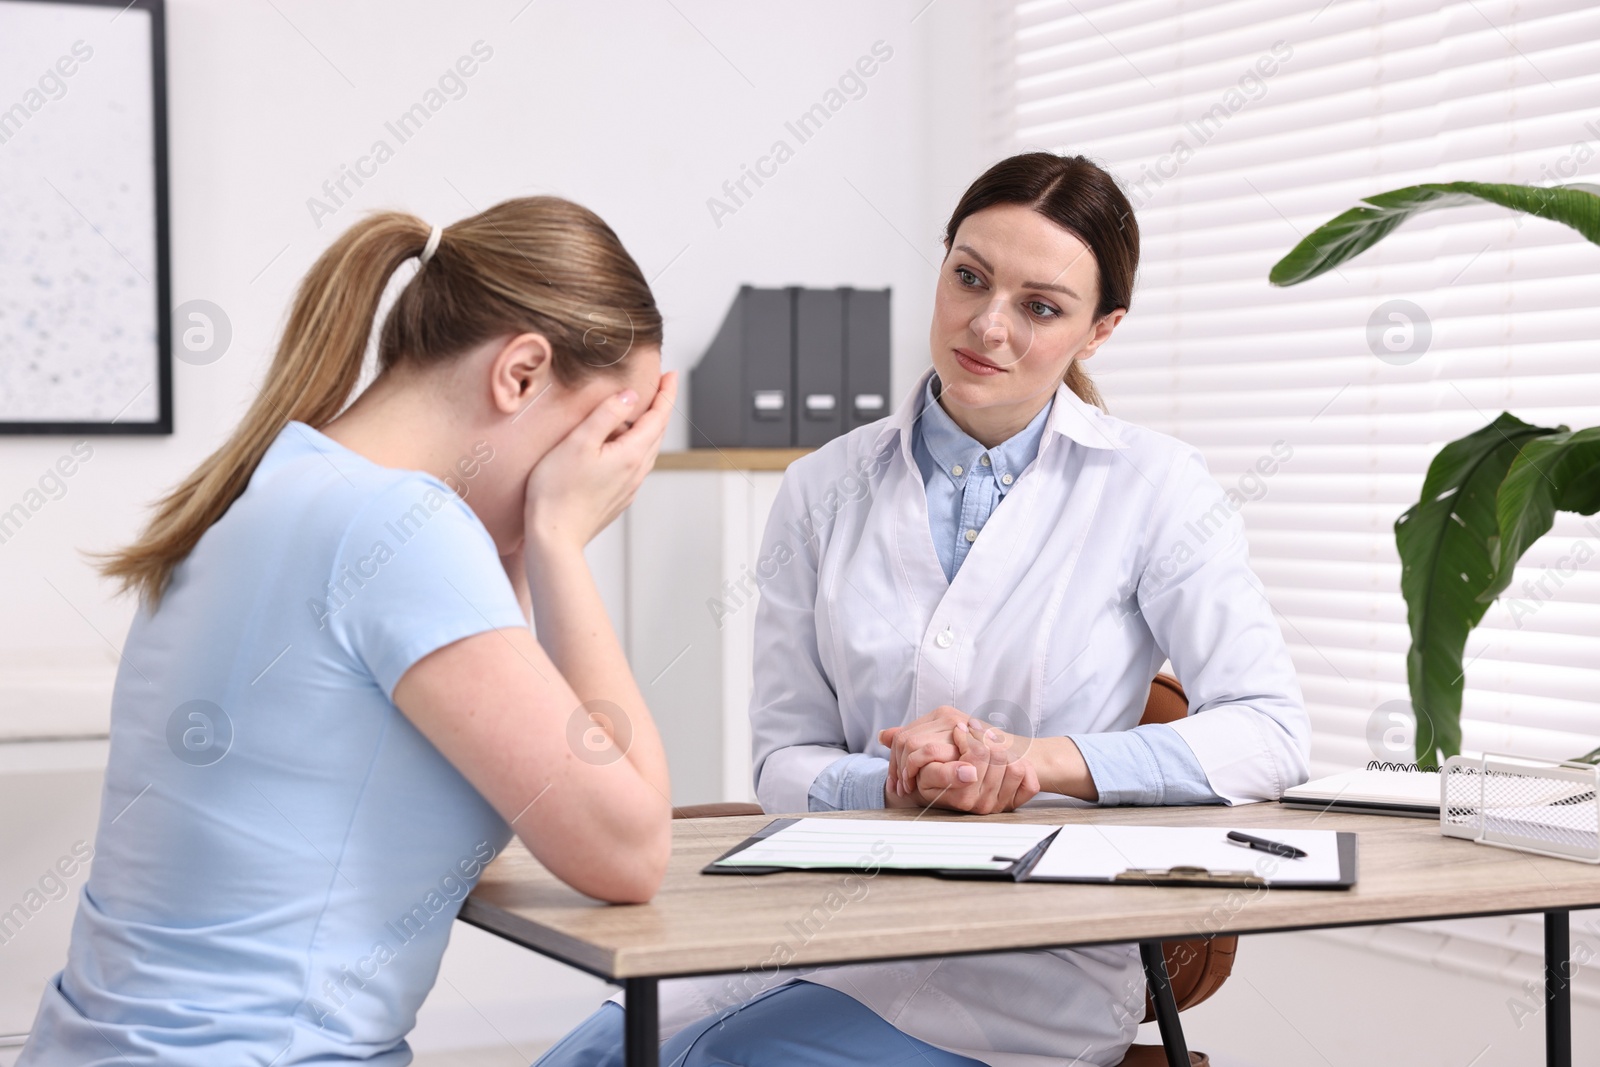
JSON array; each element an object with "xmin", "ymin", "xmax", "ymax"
[{"xmin": 1114, "ymin": 865, "xmax": 1267, "ymax": 888}]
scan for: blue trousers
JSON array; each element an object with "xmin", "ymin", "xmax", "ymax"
[{"xmin": 533, "ymin": 980, "xmax": 985, "ymax": 1067}]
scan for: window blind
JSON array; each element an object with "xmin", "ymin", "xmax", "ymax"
[{"xmin": 994, "ymin": 0, "xmax": 1600, "ymax": 777}]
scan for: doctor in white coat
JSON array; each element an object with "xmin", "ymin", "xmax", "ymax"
[{"xmin": 536, "ymin": 151, "xmax": 1309, "ymax": 1067}]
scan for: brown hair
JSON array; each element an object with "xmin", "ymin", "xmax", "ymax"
[
  {"xmin": 942, "ymin": 152, "xmax": 1140, "ymax": 409},
  {"xmin": 101, "ymin": 196, "xmax": 662, "ymax": 604}
]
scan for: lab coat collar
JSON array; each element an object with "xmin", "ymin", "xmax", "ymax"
[{"xmin": 874, "ymin": 367, "xmax": 1129, "ymax": 460}]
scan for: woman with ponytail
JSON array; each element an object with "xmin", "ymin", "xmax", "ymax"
[{"xmin": 19, "ymin": 198, "xmax": 677, "ymax": 1066}]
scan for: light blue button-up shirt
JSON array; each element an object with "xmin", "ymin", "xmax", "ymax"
[
  {"xmin": 912, "ymin": 376, "xmax": 1051, "ymax": 583},
  {"xmin": 808, "ymin": 376, "xmax": 1220, "ymax": 811}
]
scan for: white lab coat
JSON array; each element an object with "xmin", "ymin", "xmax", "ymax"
[{"xmin": 645, "ymin": 368, "xmax": 1310, "ymax": 1066}]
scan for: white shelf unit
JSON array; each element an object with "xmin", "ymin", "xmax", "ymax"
[{"xmin": 624, "ymin": 464, "xmax": 786, "ymax": 807}]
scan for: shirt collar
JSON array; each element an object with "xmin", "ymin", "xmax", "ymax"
[
  {"xmin": 917, "ymin": 375, "xmax": 1051, "ymax": 491},
  {"xmin": 876, "ymin": 367, "xmax": 1130, "ymax": 462}
]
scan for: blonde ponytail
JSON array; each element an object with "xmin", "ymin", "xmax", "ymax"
[{"xmin": 101, "ymin": 198, "xmax": 662, "ymax": 604}]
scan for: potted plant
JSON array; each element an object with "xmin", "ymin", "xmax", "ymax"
[{"xmin": 1269, "ymin": 182, "xmax": 1600, "ymax": 766}]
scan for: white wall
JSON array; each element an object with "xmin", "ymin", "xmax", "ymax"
[{"xmin": 0, "ymin": 0, "xmax": 992, "ymax": 739}]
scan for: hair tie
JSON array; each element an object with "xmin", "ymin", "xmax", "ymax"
[{"xmin": 419, "ymin": 224, "xmax": 443, "ymax": 266}]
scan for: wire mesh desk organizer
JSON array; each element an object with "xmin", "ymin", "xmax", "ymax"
[{"xmin": 1441, "ymin": 754, "xmax": 1600, "ymax": 863}]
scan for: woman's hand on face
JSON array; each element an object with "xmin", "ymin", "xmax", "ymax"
[{"xmin": 523, "ymin": 371, "xmax": 678, "ymax": 556}]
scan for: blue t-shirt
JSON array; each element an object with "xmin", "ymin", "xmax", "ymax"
[{"xmin": 20, "ymin": 423, "xmax": 528, "ymax": 1066}]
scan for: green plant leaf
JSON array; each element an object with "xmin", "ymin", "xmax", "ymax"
[
  {"xmin": 1269, "ymin": 182, "xmax": 1600, "ymax": 286},
  {"xmin": 1571, "ymin": 745, "xmax": 1600, "ymax": 768},
  {"xmin": 1481, "ymin": 426, "xmax": 1600, "ymax": 603},
  {"xmin": 1395, "ymin": 412, "xmax": 1562, "ymax": 764}
]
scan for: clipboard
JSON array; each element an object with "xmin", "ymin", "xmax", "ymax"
[
  {"xmin": 703, "ymin": 817, "xmax": 808, "ymax": 876},
  {"xmin": 702, "ymin": 818, "xmax": 1061, "ymax": 879},
  {"xmin": 704, "ymin": 818, "xmax": 1358, "ymax": 890}
]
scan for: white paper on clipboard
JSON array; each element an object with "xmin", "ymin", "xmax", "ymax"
[{"xmin": 1027, "ymin": 825, "xmax": 1344, "ymax": 883}]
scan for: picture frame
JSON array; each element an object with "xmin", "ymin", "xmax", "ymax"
[{"xmin": 0, "ymin": 0, "xmax": 171, "ymax": 435}]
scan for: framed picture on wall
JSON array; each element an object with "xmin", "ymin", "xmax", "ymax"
[{"xmin": 0, "ymin": 0, "xmax": 171, "ymax": 434}]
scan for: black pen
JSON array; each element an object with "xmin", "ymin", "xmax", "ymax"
[{"xmin": 1226, "ymin": 831, "xmax": 1306, "ymax": 859}]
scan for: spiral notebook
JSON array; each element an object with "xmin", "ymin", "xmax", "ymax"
[
  {"xmin": 704, "ymin": 817, "xmax": 1356, "ymax": 889},
  {"xmin": 1280, "ymin": 763, "xmax": 1442, "ymax": 819}
]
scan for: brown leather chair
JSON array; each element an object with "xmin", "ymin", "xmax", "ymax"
[{"xmin": 672, "ymin": 673, "xmax": 1227, "ymax": 1067}]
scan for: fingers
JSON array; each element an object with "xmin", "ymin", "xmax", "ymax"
[
  {"xmin": 893, "ymin": 727, "xmax": 921, "ymax": 797},
  {"xmin": 911, "ymin": 757, "xmax": 1033, "ymax": 814},
  {"xmin": 570, "ymin": 386, "xmax": 641, "ymax": 451},
  {"xmin": 900, "ymin": 721, "xmax": 988, "ymax": 810},
  {"xmin": 899, "ymin": 719, "xmax": 1040, "ymax": 814},
  {"xmin": 986, "ymin": 735, "xmax": 1038, "ymax": 813},
  {"xmin": 609, "ymin": 371, "xmax": 678, "ymax": 454},
  {"xmin": 901, "ymin": 733, "xmax": 954, "ymax": 797},
  {"xmin": 899, "ymin": 740, "xmax": 959, "ymax": 794},
  {"xmin": 953, "ymin": 723, "xmax": 997, "ymax": 811},
  {"xmin": 992, "ymin": 750, "xmax": 1031, "ymax": 813},
  {"xmin": 878, "ymin": 726, "xmax": 909, "ymax": 798},
  {"xmin": 975, "ymin": 726, "xmax": 1031, "ymax": 814},
  {"xmin": 634, "ymin": 370, "xmax": 679, "ymax": 444},
  {"xmin": 934, "ymin": 726, "xmax": 1030, "ymax": 819},
  {"xmin": 883, "ymin": 705, "xmax": 986, "ymax": 800},
  {"xmin": 903, "ymin": 728, "xmax": 978, "ymax": 811},
  {"xmin": 978, "ymin": 726, "xmax": 1014, "ymax": 814},
  {"xmin": 654, "ymin": 368, "xmax": 680, "ymax": 410},
  {"xmin": 914, "ymin": 760, "xmax": 978, "ymax": 801},
  {"xmin": 897, "ymin": 707, "xmax": 970, "ymax": 795}
]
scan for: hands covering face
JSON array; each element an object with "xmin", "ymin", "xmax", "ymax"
[
  {"xmin": 878, "ymin": 704, "xmax": 1039, "ymax": 815},
  {"xmin": 522, "ymin": 371, "xmax": 677, "ymax": 554}
]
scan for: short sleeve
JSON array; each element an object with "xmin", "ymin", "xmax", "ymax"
[{"xmin": 323, "ymin": 476, "xmax": 527, "ymax": 698}]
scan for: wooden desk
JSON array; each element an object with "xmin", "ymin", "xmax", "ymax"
[{"xmin": 461, "ymin": 805, "xmax": 1600, "ymax": 1067}]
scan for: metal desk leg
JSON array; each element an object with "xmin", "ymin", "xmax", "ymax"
[
  {"xmin": 1545, "ymin": 911, "xmax": 1571, "ymax": 1067},
  {"xmin": 625, "ymin": 977, "xmax": 659, "ymax": 1067},
  {"xmin": 1140, "ymin": 941, "xmax": 1191, "ymax": 1067}
]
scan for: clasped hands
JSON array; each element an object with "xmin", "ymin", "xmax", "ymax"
[{"xmin": 879, "ymin": 704, "xmax": 1039, "ymax": 814}]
